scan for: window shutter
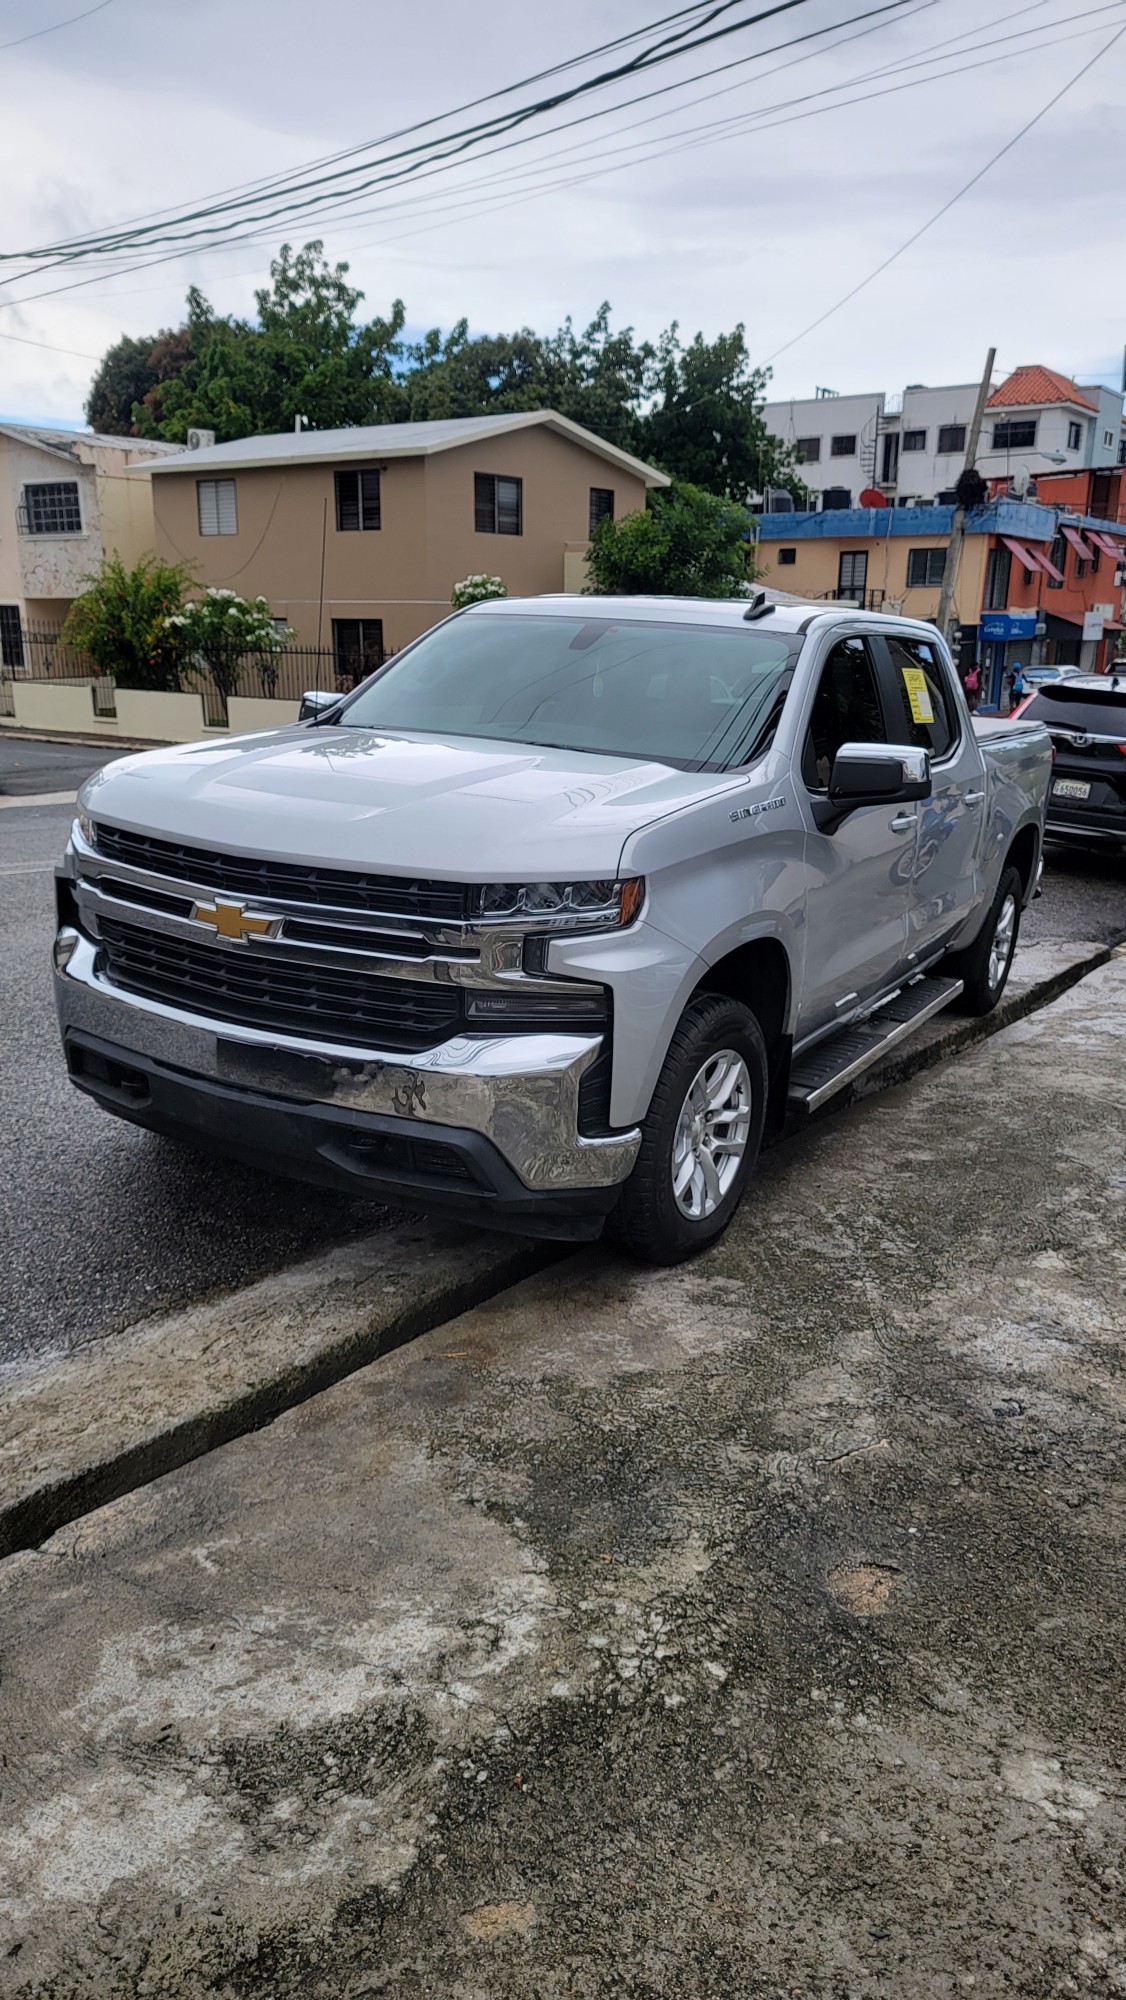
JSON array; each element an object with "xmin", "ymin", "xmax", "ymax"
[
  {"xmin": 496, "ymin": 476, "xmax": 522, "ymax": 535},
  {"xmin": 589, "ymin": 487, "xmax": 614, "ymax": 536},
  {"xmin": 360, "ymin": 470, "xmax": 381, "ymax": 531},
  {"xmin": 335, "ymin": 471, "xmax": 360, "ymax": 531},
  {"xmin": 474, "ymin": 473, "xmax": 496, "ymax": 533},
  {"xmin": 197, "ymin": 478, "xmax": 237, "ymax": 535}
]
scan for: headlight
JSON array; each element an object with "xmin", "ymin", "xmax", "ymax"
[
  {"xmin": 76, "ymin": 805, "xmax": 96, "ymax": 847},
  {"xmin": 473, "ymin": 878, "xmax": 644, "ymax": 929}
]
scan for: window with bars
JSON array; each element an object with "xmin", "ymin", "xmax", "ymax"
[
  {"xmin": 332, "ymin": 618, "xmax": 385, "ymax": 686},
  {"xmin": 589, "ymin": 487, "xmax": 614, "ymax": 536},
  {"xmin": 0, "ymin": 605, "xmax": 24, "ymax": 668},
  {"xmin": 197, "ymin": 478, "xmax": 238, "ymax": 536},
  {"xmin": 1047, "ymin": 533, "xmax": 1066, "ymax": 589},
  {"xmin": 937, "ymin": 424, "xmax": 966, "ymax": 454},
  {"xmin": 22, "ymin": 481, "xmax": 81, "ymax": 534},
  {"xmin": 474, "ymin": 472, "xmax": 522, "ymax": 535},
  {"xmin": 837, "ymin": 550, "xmax": 868, "ymax": 601},
  {"xmin": 902, "ymin": 429, "xmax": 926, "ymax": 452},
  {"xmin": 992, "ymin": 418, "xmax": 1037, "ymax": 451},
  {"xmin": 777, "ymin": 547, "xmax": 797, "ymax": 565},
  {"xmin": 795, "ymin": 435, "xmax": 821, "ymax": 462},
  {"xmin": 335, "ymin": 468, "xmax": 381, "ymax": 531},
  {"xmin": 984, "ymin": 544, "xmax": 1011, "ymax": 608},
  {"xmin": 906, "ymin": 548, "xmax": 946, "ymax": 587},
  {"xmin": 830, "ymin": 434, "xmax": 856, "ymax": 457}
]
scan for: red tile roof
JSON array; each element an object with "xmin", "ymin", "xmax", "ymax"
[{"xmin": 986, "ymin": 365, "xmax": 1097, "ymax": 412}]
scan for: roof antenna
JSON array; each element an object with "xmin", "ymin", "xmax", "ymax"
[{"xmin": 743, "ymin": 591, "xmax": 775, "ymax": 622}]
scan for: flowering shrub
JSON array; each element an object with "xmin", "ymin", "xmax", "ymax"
[
  {"xmin": 451, "ymin": 574, "xmax": 507, "ymax": 610},
  {"xmin": 62, "ymin": 553, "xmax": 195, "ymax": 690},
  {"xmin": 165, "ymin": 589, "xmax": 292, "ymax": 697}
]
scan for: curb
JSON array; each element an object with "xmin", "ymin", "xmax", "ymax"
[
  {"xmin": 0, "ymin": 938, "xmax": 1115, "ymax": 1564},
  {"xmin": 0, "ymin": 725, "xmax": 162, "ymax": 750}
]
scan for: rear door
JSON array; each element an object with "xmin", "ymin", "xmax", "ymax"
[
  {"xmin": 797, "ymin": 633, "xmax": 916, "ymax": 1038},
  {"xmin": 872, "ymin": 630, "xmax": 988, "ymax": 965}
]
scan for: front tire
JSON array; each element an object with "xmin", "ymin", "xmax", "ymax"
[
  {"xmin": 947, "ymin": 863, "xmax": 1022, "ymax": 1016},
  {"xmin": 607, "ymin": 994, "xmax": 768, "ymax": 1266}
]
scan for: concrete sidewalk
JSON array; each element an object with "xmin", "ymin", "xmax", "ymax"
[{"xmin": 2, "ymin": 956, "xmax": 1125, "ymax": 1997}]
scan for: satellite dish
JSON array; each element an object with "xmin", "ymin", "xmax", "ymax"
[
  {"xmin": 1011, "ymin": 463, "xmax": 1031, "ymax": 498},
  {"xmin": 859, "ymin": 487, "xmax": 887, "ymax": 508}
]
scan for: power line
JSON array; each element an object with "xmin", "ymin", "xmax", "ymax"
[
  {"xmin": 0, "ymin": 0, "xmax": 876, "ymax": 268},
  {"xmin": 767, "ymin": 17, "xmax": 1126, "ymax": 359},
  {"xmin": 0, "ymin": 326, "xmax": 101, "ymax": 359},
  {"xmin": 0, "ymin": 0, "xmax": 113, "ymax": 55}
]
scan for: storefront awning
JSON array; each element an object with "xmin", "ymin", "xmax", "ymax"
[
  {"xmin": 1000, "ymin": 534, "xmax": 1063, "ymax": 582},
  {"xmin": 1060, "ymin": 522, "xmax": 1096, "ymax": 561},
  {"xmin": 1088, "ymin": 530, "xmax": 1124, "ymax": 560}
]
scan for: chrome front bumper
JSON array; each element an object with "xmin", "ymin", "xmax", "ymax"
[{"xmin": 54, "ymin": 931, "xmax": 640, "ymax": 1193}]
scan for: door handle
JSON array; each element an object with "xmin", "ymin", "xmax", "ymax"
[
  {"xmin": 964, "ymin": 788, "xmax": 986, "ymax": 806},
  {"xmin": 889, "ymin": 812, "xmax": 918, "ymax": 832}
]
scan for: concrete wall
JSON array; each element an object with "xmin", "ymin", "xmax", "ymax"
[
  {"xmin": 148, "ymin": 427, "xmax": 649, "ymax": 651},
  {"xmin": 756, "ymin": 524, "xmax": 988, "ymax": 625},
  {"xmin": 0, "ymin": 683, "xmax": 300, "ymax": 742},
  {"xmin": 761, "ymin": 391, "xmax": 884, "ymax": 506}
]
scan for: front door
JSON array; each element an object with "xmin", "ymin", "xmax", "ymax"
[
  {"xmin": 873, "ymin": 631, "xmax": 987, "ymax": 964},
  {"xmin": 798, "ymin": 635, "xmax": 916, "ymax": 1038}
]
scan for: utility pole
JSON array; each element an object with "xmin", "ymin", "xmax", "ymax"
[{"xmin": 936, "ymin": 346, "xmax": 996, "ymax": 643}]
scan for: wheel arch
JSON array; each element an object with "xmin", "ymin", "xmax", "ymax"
[{"xmin": 692, "ymin": 935, "xmax": 793, "ymax": 1135}]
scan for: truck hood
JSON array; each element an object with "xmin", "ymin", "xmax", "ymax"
[{"xmin": 80, "ymin": 725, "xmax": 740, "ymax": 879}]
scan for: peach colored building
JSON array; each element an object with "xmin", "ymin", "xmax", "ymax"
[{"xmin": 137, "ymin": 412, "xmax": 668, "ymax": 671}]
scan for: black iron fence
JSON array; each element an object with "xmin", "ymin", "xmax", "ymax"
[{"xmin": 1, "ymin": 621, "xmax": 374, "ymax": 721}]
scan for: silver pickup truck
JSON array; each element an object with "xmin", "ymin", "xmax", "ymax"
[{"xmin": 54, "ymin": 596, "xmax": 1051, "ymax": 1263}]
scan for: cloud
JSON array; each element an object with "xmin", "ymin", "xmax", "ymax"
[{"xmin": 0, "ymin": 0, "xmax": 1120, "ymax": 417}]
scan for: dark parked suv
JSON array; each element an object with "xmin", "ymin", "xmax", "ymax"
[{"xmin": 1017, "ymin": 674, "xmax": 1126, "ymax": 850}]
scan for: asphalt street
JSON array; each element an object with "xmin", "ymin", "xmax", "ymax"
[{"xmin": 1, "ymin": 735, "xmax": 1124, "ymax": 1369}]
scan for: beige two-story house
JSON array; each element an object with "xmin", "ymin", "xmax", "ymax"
[
  {"xmin": 0, "ymin": 423, "xmax": 177, "ymax": 668},
  {"xmin": 138, "ymin": 411, "xmax": 669, "ymax": 672}
]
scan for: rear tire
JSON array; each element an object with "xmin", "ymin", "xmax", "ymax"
[
  {"xmin": 946, "ymin": 863, "xmax": 1022, "ymax": 1016},
  {"xmin": 607, "ymin": 994, "xmax": 768, "ymax": 1266}
]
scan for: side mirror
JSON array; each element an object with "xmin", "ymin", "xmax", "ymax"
[
  {"xmin": 299, "ymin": 689, "xmax": 341, "ymax": 723},
  {"xmin": 830, "ymin": 742, "xmax": 931, "ymax": 804}
]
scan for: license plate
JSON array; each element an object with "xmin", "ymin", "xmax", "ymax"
[{"xmin": 1053, "ymin": 778, "xmax": 1091, "ymax": 801}]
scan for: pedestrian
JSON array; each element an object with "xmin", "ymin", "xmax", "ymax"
[
  {"xmin": 1010, "ymin": 661, "xmax": 1026, "ymax": 710},
  {"xmin": 963, "ymin": 662, "xmax": 981, "ymax": 711}
]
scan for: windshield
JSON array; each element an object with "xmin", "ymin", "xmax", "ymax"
[{"xmin": 336, "ymin": 612, "xmax": 797, "ymax": 769}]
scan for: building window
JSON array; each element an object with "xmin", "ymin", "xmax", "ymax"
[
  {"xmin": 821, "ymin": 487, "xmax": 851, "ymax": 511},
  {"xmin": 1090, "ymin": 545, "xmax": 1101, "ymax": 574},
  {"xmin": 902, "ymin": 429, "xmax": 926, "ymax": 452},
  {"xmin": 0, "ymin": 605, "xmax": 24, "ymax": 668},
  {"xmin": 334, "ymin": 468, "xmax": 381, "ymax": 532},
  {"xmin": 332, "ymin": 619, "xmax": 384, "ymax": 686},
  {"xmin": 197, "ymin": 478, "xmax": 238, "ymax": 536},
  {"xmin": 795, "ymin": 436, "xmax": 821, "ymax": 462},
  {"xmin": 777, "ymin": 547, "xmax": 797, "ymax": 565},
  {"xmin": 589, "ymin": 487, "xmax": 614, "ymax": 536},
  {"xmin": 936, "ymin": 489, "xmax": 958, "ymax": 505},
  {"xmin": 1118, "ymin": 436, "xmax": 1126, "ymax": 466},
  {"xmin": 830, "ymin": 434, "xmax": 856, "ymax": 457},
  {"xmin": 1104, "ymin": 430, "xmax": 1115, "ymax": 450},
  {"xmin": 992, "ymin": 418, "xmax": 1037, "ymax": 451},
  {"xmin": 475, "ymin": 472, "xmax": 522, "ymax": 535},
  {"xmin": 21, "ymin": 481, "xmax": 81, "ymax": 535},
  {"xmin": 937, "ymin": 424, "xmax": 966, "ymax": 454},
  {"xmin": 881, "ymin": 433, "xmax": 899, "ymax": 483},
  {"xmin": 984, "ymin": 544, "xmax": 1011, "ymax": 609},
  {"xmin": 1067, "ymin": 421, "xmax": 1084, "ymax": 451},
  {"xmin": 1047, "ymin": 532, "xmax": 1066, "ymax": 588},
  {"xmin": 906, "ymin": 548, "xmax": 946, "ymax": 587},
  {"xmin": 837, "ymin": 550, "xmax": 868, "ymax": 602}
]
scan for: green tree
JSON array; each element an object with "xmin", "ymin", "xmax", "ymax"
[
  {"xmin": 585, "ymin": 482, "xmax": 752, "ymax": 598},
  {"xmin": 61, "ymin": 553, "xmax": 194, "ymax": 689},
  {"xmin": 85, "ymin": 327, "xmax": 194, "ymax": 436},
  {"xmin": 640, "ymin": 325, "xmax": 801, "ymax": 503},
  {"xmin": 166, "ymin": 588, "xmax": 291, "ymax": 701},
  {"xmin": 132, "ymin": 242, "xmax": 407, "ymax": 443}
]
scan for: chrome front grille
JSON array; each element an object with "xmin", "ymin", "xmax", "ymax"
[
  {"xmin": 91, "ymin": 822, "xmax": 473, "ymax": 923},
  {"xmin": 98, "ymin": 916, "xmax": 461, "ymax": 1052}
]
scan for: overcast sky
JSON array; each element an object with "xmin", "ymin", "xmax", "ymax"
[{"xmin": 0, "ymin": 0, "xmax": 1123, "ymax": 426}]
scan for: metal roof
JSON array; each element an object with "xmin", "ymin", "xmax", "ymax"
[{"xmin": 140, "ymin": 411, "xmax": 670, "ymax": 485}]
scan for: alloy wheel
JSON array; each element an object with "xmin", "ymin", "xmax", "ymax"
[{"xmin": 671, "ymin": 1049, "xmax": 752, "ymax": 1221}]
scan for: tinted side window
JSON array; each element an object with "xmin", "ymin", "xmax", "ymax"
[
  {"xmin": 802, "ymin": 637, "xmax": 885, "ymax": 790},
  {"xmin": 881, "ymin": 635, "xmax": 956, "ymax": 759}
]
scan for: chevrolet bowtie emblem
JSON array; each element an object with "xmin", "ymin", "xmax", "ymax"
[{"xmin": 191, "ymin": 897, "xmax": 281, "ymax": 943}]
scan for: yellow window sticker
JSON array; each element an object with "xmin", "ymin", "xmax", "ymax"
[{"xmin": 901, "ymin": 665, "xmax": 935, "ymax": 726}]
